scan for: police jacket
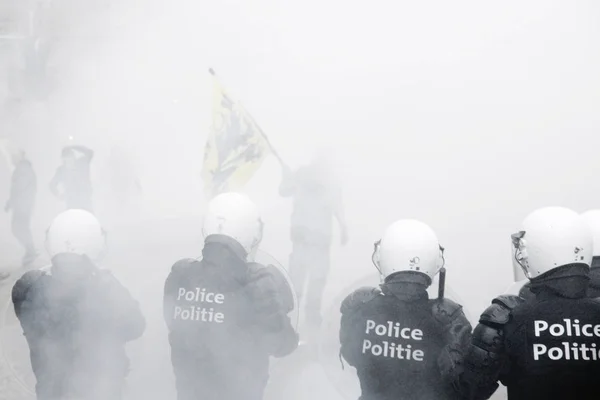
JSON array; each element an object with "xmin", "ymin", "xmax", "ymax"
[
  {"xmin": 339, "ymin": 271, "xmax": 472, "ymax": 400},
  {"xmin": 461, "ymin": 263, "xmax": 600, "ymax": 400},
  {"xmin": 11, "ymin": 254, "xmax": 146, "ymax": 400},
  {"xmin": 163, "ymin": 234, "xmax": 299, "ymax": 400},
  {"xmin": 587, "ymin": 257, "xmax": 600, "ymax": 298}
]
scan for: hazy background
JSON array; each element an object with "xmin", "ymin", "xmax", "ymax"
[{"xmin": 0, "ymin": 0, "xmax": 599, "ymax": 399}]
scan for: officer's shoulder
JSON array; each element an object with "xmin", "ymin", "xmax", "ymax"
[
  {"xmin": 340, "ymin": 286, "xmax": 382, "ymax": 314},
  {"xmin": 246, "ymin": 261, "xmax": 266, "ymax": 275},
  {"xmin": 171, "ymin": 258, "xmax": 201, "ymax": 273},
  {"xmin": 430, "ymin": 298, "xmax": 464, "ymax": 325},
  {"xmin": 246, "ymin": 262, "xmax": 279, "ymax": 287},
  {"xmin": 479, "ymin": 295, "xmax": 525, "ymax": 327},
  {"xmin": 12, "ymin": 269, "xmax": 47, "ymax": 300},
  {"xmin": 14, "ymin": 269, "xmax": 46, "ymax": 287}
]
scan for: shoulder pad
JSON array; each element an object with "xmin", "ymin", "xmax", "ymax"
[
  {"xmin": 493, "ymin": 294, "xmax": 525, "ymax": 310},
  {"xmin": 245, "ymin": 262, "xmax": 278, "ymax": 289},
  {"xmin": 430, "ymin": 298, "xmax": 463, "ymax": 326},
  {"xmin": 247, "ymin": 263, "xmax": 295, "ymax": 312},
  {"xmin": 340, "ymin": 286, "xmax": 381, "ymax": 314},
  {"xmin": 246, "ymin": 261, "xmax": 265, "ymax": 275},
  {"xmin": 248, "ymin": 263, "xmax": 284, "ymax": 282},
  {"xmin": 12, "ymin": 269, "xmax": 46, "ymax": 302},
  {"xmin": 17, "ymin": 269, "xmax": 46, "ymax": 285},
  {"xmin": 479, "ymin": 295, "xmax": 524, "ymax": 327},
  {"xmin": 171, "ymin": 258, "xmax": 201, "ymax": 272}
]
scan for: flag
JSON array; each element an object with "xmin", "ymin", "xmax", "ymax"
[{"xmin": 201, "ymin": 74, "xmax": 272, "ymax": 199}]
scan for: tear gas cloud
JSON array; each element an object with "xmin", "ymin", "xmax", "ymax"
[{"xmin": 0, "ymin": 0, "xmax": 599, "ymax": 399}]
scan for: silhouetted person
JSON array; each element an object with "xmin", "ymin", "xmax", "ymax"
[
  {"xmin": 4, "ymin": 149, "xmax": 37, "ymax": 267},
  {"xmin": 50, "ymin": 145, "xmax": 94, "ymax": 212},
  {"xmin": 279, "ymin": 151, "xmax": 348, "ymax": 331}
]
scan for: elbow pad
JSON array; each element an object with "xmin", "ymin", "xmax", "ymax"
[{"xmin": 468, "ymin": 295, "xmax": 524, "ymax": 368}]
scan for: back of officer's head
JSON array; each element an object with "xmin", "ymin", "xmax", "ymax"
[
  {"xmin": 202, "ymin": 192, "xmax": 263, "ymax": 261},
  {"xmin": 513, "ymin": 207, "xmax": 593, "ymax": 279},
  {"xmin": 374, "ymin": 219, "xmax": 444, "ymax": 285},
  {"xmin": 45, "ymin": 209, "xmax": 107, "ymax": 265}
]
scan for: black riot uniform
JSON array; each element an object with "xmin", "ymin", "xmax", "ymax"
[
  {"xmin": 461, "ymin": 264, "xmax": 600, "ymax": 400},
  {"xmin": 587, "ymin": 257, "xmax": 600, "ymax": 298},
  {"xmin": 163, "ymin": 234, "xmax": 299, "ymax": 400},
  {"xmin": 339, "ymin": 272, "xmax": 472, "ymax": 400},
  {"xmin": 12, "ymin": 254, "xmax": 146, "ymax": 400},
  {"xmin": 516, "ymin": 281, "xmax": 535, "ymax": 302}
]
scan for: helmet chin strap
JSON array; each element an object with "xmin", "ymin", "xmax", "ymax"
[{"xmin": 371, "ymin": 240, "xmax": 383, "ymax": 282}]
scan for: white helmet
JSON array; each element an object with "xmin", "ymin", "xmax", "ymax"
[
  {"xmin": 512, "ymin": 207, "xmax": 592, "ymax": 279},
  {"xmin": 581, "ymin": 209, "xmax": 600, "ymax": 257},
  {"xmin": 373, "ymin": 219, "xmax": 444, "ymax": 282},
  {"xmin": 45, "ymin": 209, "xmax": 107, "ymax": 262},
  {"xmin": 202, "ymin": 192, "xmax": 263, "ymax": 259}
]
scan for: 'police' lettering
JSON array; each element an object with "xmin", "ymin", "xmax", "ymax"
[
  {"xmin": 362, "ymin": 320, "xmax": 425, "ymax": 361},
  {"xmin": 532, "ymin": 319, "xmax": 600, "ymax": 362},
  {"xmin": 365, "ymin": 319, "xmax": 423, "ymax": 340},
  {"xmin": 174, "ymin": 287, "xmax": 226, "ymax": 324},
  {"xmin": 177, "ymin": 288, "xmax": 225, "ymax": 304}
]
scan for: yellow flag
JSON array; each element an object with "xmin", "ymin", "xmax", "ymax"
[{"xmin": 201, "ymin": 75, "xmax": 272, "ymax": 199}]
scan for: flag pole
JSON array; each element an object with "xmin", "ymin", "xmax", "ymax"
[{"xmin": 208, "ymin": 68, "xmax": 288, "ymax": 169}]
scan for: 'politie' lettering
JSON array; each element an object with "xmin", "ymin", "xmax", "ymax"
[
  {"xmin": 361, "ymin": 319, "xmax": 425, "ymax": 361},
  {"xmin": 532, "ymin": 319, "xmax": 600, "ymax": 361}
]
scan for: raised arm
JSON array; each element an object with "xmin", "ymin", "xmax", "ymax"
[{"xmin": 66, "ymin": 145, "xmax": 94, "ymax": 161}]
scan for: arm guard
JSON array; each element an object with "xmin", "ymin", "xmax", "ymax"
[
  {"xmin": 97, "ymin": 270, "xmax": 146, "ymax": 342},
  {"xmin": 460, "ymin": 295, "xmax": 524, "ymax": 400},
  {"xmin": 339, "ymin": 286, "xmax": 381, "ymax": 366},
  {"xmin": 431, "ymin": 299, "xmax": 473, "ymax": 395},
  {"xmin": 247, "ymin": 263, "xmax": 299, "ymax": 358}
]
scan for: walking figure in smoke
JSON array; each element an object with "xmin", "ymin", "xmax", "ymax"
[
  {"xmin": 11, "ymin": 209, "xmax": 146, "ymax": 400},
  {"xmin": 50, "ymin": 144, "xmax": 94, "ymax": 212},
  {"xmin": 279, "ymin": 150, "xmax": 348, "ymax": 334},
  {"xmin": 4, "ymin": 149, "xmax": 38, "ymax": 268},
  {"xmin": 460, "ymin": 207, "xmax": 600, "ymax": 400},
  {"xmin": 163, "ymin": 192, "xmax": 298, "ymax": 400},
  {"xmin": 339, "ymin": 220, "xmax": 472, "ymax": 400}
]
